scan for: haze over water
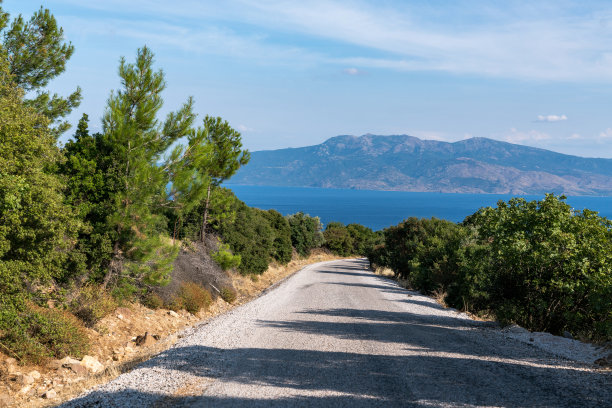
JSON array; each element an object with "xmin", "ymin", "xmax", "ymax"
[{"xmin": 227, "ymin": 185, "xmax": 612, "ymax": 231}]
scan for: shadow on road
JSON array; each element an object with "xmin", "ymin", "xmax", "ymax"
[{"xmin": 60, "ymin": 259, "xmax": 611, "ymax": 407}]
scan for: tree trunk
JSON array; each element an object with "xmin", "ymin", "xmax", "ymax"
[
  {"xmin": 102, "ymin": 240, "xmax": 121, "ymax": 289},
  {"xmin": 200, "ymin": 183, "xmax": 212, "ymax": 242}
]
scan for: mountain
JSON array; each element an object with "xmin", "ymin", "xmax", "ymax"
[{"xmin": 230, "ymin": 134, "xmax": 612, "ymax": 195}]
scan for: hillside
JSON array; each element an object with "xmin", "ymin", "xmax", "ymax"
[{"xmin": 231, "ymin": 134, "xmax": 612, "ymax": 195}]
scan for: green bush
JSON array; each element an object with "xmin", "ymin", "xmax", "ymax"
[
  {"xmin": 211, "ymin": 243, "xmax": 241, "ymax": 271},
  {"xmin": 220, "ymin": 286, "xmax": 237, "ymax": 304},
  {"xmin": 143, "ymin": 292, "xmax": 164, "ymax": 309},
  {"xmin": 371, "ymin": 195, "xmax": 612, "ymax": 341},
  {"xmin": 286, "ymin": 212, "xmax": 324, "ymax": 257},
  {"xmin": 175, "ymin": 282, "xmax": 212, "ymax": 314},
  {"xmin": 70, "ymin": 285, "xmax": 117, "ymax": 327},
  {"xmin": 0, "ymin": 304, "xmax": 90, "ymax": 365}
]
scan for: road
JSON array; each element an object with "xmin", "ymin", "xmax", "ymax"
[{"xmin": 62, "ymin": 259, "xmax": 611, "ymax": 407}]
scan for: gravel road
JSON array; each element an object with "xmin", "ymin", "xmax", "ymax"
[{"xmin": 61, "ymin": 259, "xmax": 611, "ymax": 407}]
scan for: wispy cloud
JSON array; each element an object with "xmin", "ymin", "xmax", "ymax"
[
  {"xmin": 501, "ymin": 128, "xmax": 552, "ymax": 144},
  {"xmin": 53, "ymin": 0, "xmax": 612, "ymax": 82},
  {"xmin": 536, "ymin": 114, "xmax": 568, "ymax": 122}
]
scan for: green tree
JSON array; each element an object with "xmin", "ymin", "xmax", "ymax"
[
  {"xmin": 286, "ymin": 212, "xmax": 324, "ymax": 257},
  {"xmin": 100, "ymin": 47, "xmax": 195, "ymax": 290},
  {"xmin": 198, "ymin": 116, "xmax": 250, "ymax": 241},
  {"xmin": 1, "ymin": 5, "xmax": 81, "ymax": 135},
  {"xmin": 0, "ymin": 48, "xmax": 79, "ymax": 303}
]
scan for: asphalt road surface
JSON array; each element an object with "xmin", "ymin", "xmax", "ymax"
[{"xmin": 62, "ymin": 259, "xmax": 611, "ymax": 407}]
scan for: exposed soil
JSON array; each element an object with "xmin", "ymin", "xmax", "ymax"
[{"xmin": 0, "ymin": 249, "xmax": 341, "ymax": 408}]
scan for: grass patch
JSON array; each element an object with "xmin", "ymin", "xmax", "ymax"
[
  {"xmin": 220, "ymin": 287, "xmax": 237, "ymax": 304},
  {"xmin": 70, "ymin": 285, "xmax": 118, "ymax": 327},
  {"xmin": 173, "ymin": 282, "xmax": 212, "ymax": 314},
  {"xmin": 0, "ymin": 303, "xmax": 90, "ymax": 365}
]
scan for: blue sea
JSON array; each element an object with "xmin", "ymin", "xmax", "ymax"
[{"xmin": 226, "ymin": 185, "xmax": 612, "ymax": 231}]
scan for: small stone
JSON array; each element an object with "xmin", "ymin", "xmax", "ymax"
[
  {"xmin": 168, "ymin": 310, "xmax": 179, "ymax": 318},
  {"xmin": 28, "ymin": 370, "xmax": 41, "ymax": 380},
  {"xmin": 19, "ymin": 385, "xmax": 32, "ymax": 394},
  {"xmin": 117, "ymin": 313, "xmax": 124, "ymax": 320},
  {"xmin": 60, "ymin": 356, "xmax": 81, "ymax": 367},
  {"xmin": 48, "ymin": 359, "xmax": 63, "ymax": 370},
  {"xmin": 4, "ymin": 357, "xmax": 16, "ymax": 366},
  {"xmin": 66, "ymin": 363, "xmax": 88, "ymax": 377},
  {"xmin": 18, "ymin": 373, "xmax": 35, "ymax": 385},
  {"xmin": 135, "ymin": 332, "xmax": 157, "ymax": 347},
  {"xmin": 562, "ymin": 330, "xmax": 573, "ymax": 339},
  {"xmin": 0, "ymin": 393, "xmax": 12, "ymax": 407},
  {"xmin": 42, "ymin": 389, "xmax": 57, "ymax": 399},
  {"xmin": 81, "ymin": 355, "xmax": 104, "ymax": 374}
]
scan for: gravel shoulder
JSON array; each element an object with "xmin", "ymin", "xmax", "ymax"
[{"xmin": 60, "ymin": 259, "xmax": 612, "ymax": 408}]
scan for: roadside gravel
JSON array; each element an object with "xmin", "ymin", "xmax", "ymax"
[{"xmin": 60, "ymin": 259, "xmax": 612, "ymax": 407}]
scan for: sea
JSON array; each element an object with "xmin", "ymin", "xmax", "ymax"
[{"xmin": 226, "ymin": 185, "xmax": 612, "ymax": 231}]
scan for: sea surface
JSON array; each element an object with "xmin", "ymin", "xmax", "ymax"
[{"xmin": 226, "ymin": 185, "xmax": 612, "ymax": 231}]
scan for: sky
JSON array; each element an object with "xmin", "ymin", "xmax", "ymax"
[{"xmin": 6, "ymin": 0, "xmax": 612, "ymax": 158}]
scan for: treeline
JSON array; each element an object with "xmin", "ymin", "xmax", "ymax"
[{"xmin": 369, "ymin": 194, "xmax": 612, "ymax": 341}]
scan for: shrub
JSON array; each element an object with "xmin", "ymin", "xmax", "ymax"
[
  {"xmin": 286, "ymin": 212, "xmax": 324, "ymax": 257},
  {"xmin": 70, "ymin": 285, "xmax": 117, "ymax": 327},
  {"xmin": 211, "ymin": 244, "xmax": 241, "ymax": 271},
  {"xmin": 174, "ymin": 282, "xmax": 212, "ymax": 314},
  {"xmin": 220, "ymin": 286, "xmax": 237, "ymax": 304},
  {"xmin": 0, "ymin": 303, "xmax": 90, "ymax": 364},
  {"xmin": 143, "ymin": 292, "xmax": 164, "ymax": 309}
]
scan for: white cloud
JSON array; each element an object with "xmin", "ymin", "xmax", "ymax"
[
  {"xmin": 48, "ymin": 0, "xmax": 612, "ymax": 81},
  {"xmin": 237, "ymin": 124, "xmax": 254, "ymax": 132},
  {"xmin": 342, "ymin": 67, "xmax": 360, "ymax": 75},
  {"xmin": 599, "ymin": 128, "xmax": 612, "ymax": 139},
  {"xmin": 536, "ymin": 114, "xmax": 568, "ymax": 122},
  {"xmin": 501, "ymin": 128, "xmax": 552, "ymax": 144}
]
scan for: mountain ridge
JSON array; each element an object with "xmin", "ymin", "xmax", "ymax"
[{"xmin": 231, "ymin": 134, "xmax": 612, "ymax": 196}]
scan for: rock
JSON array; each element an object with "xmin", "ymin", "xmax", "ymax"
[
  {"xmin": 152, "ymin": 334, "xmax": 161, "ymax": 341},
  {"xmin": 18, "ymin": 373, "xmax": 35, "ymax": 385},
  {"xmin": 42, "ymin": 389, "xmax": 57, "ymax": 399},
  {"xmin": 0, "ymin": 393, "xmax": 12, "ymax": 407},
  {"xmin": 117, "ymin": 314, "xmax": 124, "ymax": 320},
  {"xmin": 4, "ymin": 357, "xmax": 16, "ymax": 366},
  {"xmin": 562, "ymin": 331, "xmax": 573, "ymax": 339},
  {"xmin": 19, "ymin": 385, "xmax": 32, "ymax": 394},
  {"xmin": 65, "ymin": 363, "xmax": 88, "ymax": 377},
  {"xmin": 28, "ymin": 370, "xmax": 41, "ymax": 380},
  {"xmin": 81, "ymin": 355, "xmax": 104, "ymax": 374},
  {"xmin": 135, "ymin": 332, "xmax": 157, "ymax": 347},
  {"xmin": 60, "ymin": 356, "xmax": 81, "ymax": 367},
  {"xmin": 168, "ymin": 310, "xmax": 179, "ymax": 318},
  {"xmin": 48, "ymin": 359, "xmax": 64, "ymax": 370}
]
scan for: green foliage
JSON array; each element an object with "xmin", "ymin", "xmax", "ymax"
[
  {"xmin": 0, "ymin": 303, "xmax": 90, "ymax": 364},
  {"xmin": 69, "ymin": 285, "xmax": 118, "ymax": 327},
  {"xmin": 0, "ymin": 50, "xmax": 79, "ymax": 299},
  {"xmin": 143, "ymin": 292, "xmax": 164, "ymax": 309},
  {"xmin": 286, "ymin": 212, "xmax": 324, "ymax": 257},
  {"xmin": 211, "ymin": 243, "xmax": 241, "ymax": 271},
  {"xmin": 323, "ymin": 222, "xmax": 380, "ymax": 256},
  {"xmin": 263, "ymin": 209, "xmax": 293, "ymax": 264},
  {"xmin": 175, "ymin": 282, "xmax": 212, "ymax": 314},
  {"xmin": 220, "ymin": 286, "xmax": 237, "ymax": 304},
  {"xmin": 2, "ymin": 6, "xmax": 81, "ymax": 135},
  {"xmin": 100, "ymin": 47, "xmax": 193, "ymax": 288},
  {"xmin": 372, "ymin": 195, "xmax": 612, "ymax": 341}
]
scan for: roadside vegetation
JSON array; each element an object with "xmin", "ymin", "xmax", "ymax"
[
  {"xmin": 369, "ymin": 194, "xmax": 612, "ymax": 342},
  {"xmin": 0, "ymin": 3, "xmax": 336, "ymax": 366}
]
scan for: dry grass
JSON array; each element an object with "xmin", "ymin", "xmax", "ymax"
[{"xmin": 8, "ymin": 251, "xmax": 343, "ymax": 408}]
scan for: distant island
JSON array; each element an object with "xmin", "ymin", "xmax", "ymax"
[{"xmin": 231, "ymin": 134, "xmax": 612, "ymax": 196}]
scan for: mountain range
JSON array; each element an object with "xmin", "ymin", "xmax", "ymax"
[{"xmin": 230, "ymin": 134, "xmax": 612, "ymax": 196}]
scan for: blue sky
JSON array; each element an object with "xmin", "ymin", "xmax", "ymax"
[{"xmin": 7, "ymin": 1, "xmax": 612, "ymax": 157}]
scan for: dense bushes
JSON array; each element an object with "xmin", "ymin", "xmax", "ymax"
[
  {"xmin": 370, "ymin": 195, "xmax": 612, "ymax": 341},
  {"xmin": 287, "ymin": 212, "xmax": 324, "ymax": 257},
  {"xmin": 0, "ymin": 304, "xmax": 90, "ymax": 364},
  {"xmin": 323, "ymin": 222, "xmax": 380, "ymax": 256}
]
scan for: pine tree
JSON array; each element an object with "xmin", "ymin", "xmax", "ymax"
[
  {"xmin": 101, "ymin": 47, "xmax": 195, "ymax": 290},
  {"xmin": 198, "ymin": 116, "xmax": 250, "ymax": 241},
  {"xmin": 1, "ymin": 4, "xmax": 81, "ymax": 135}
]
